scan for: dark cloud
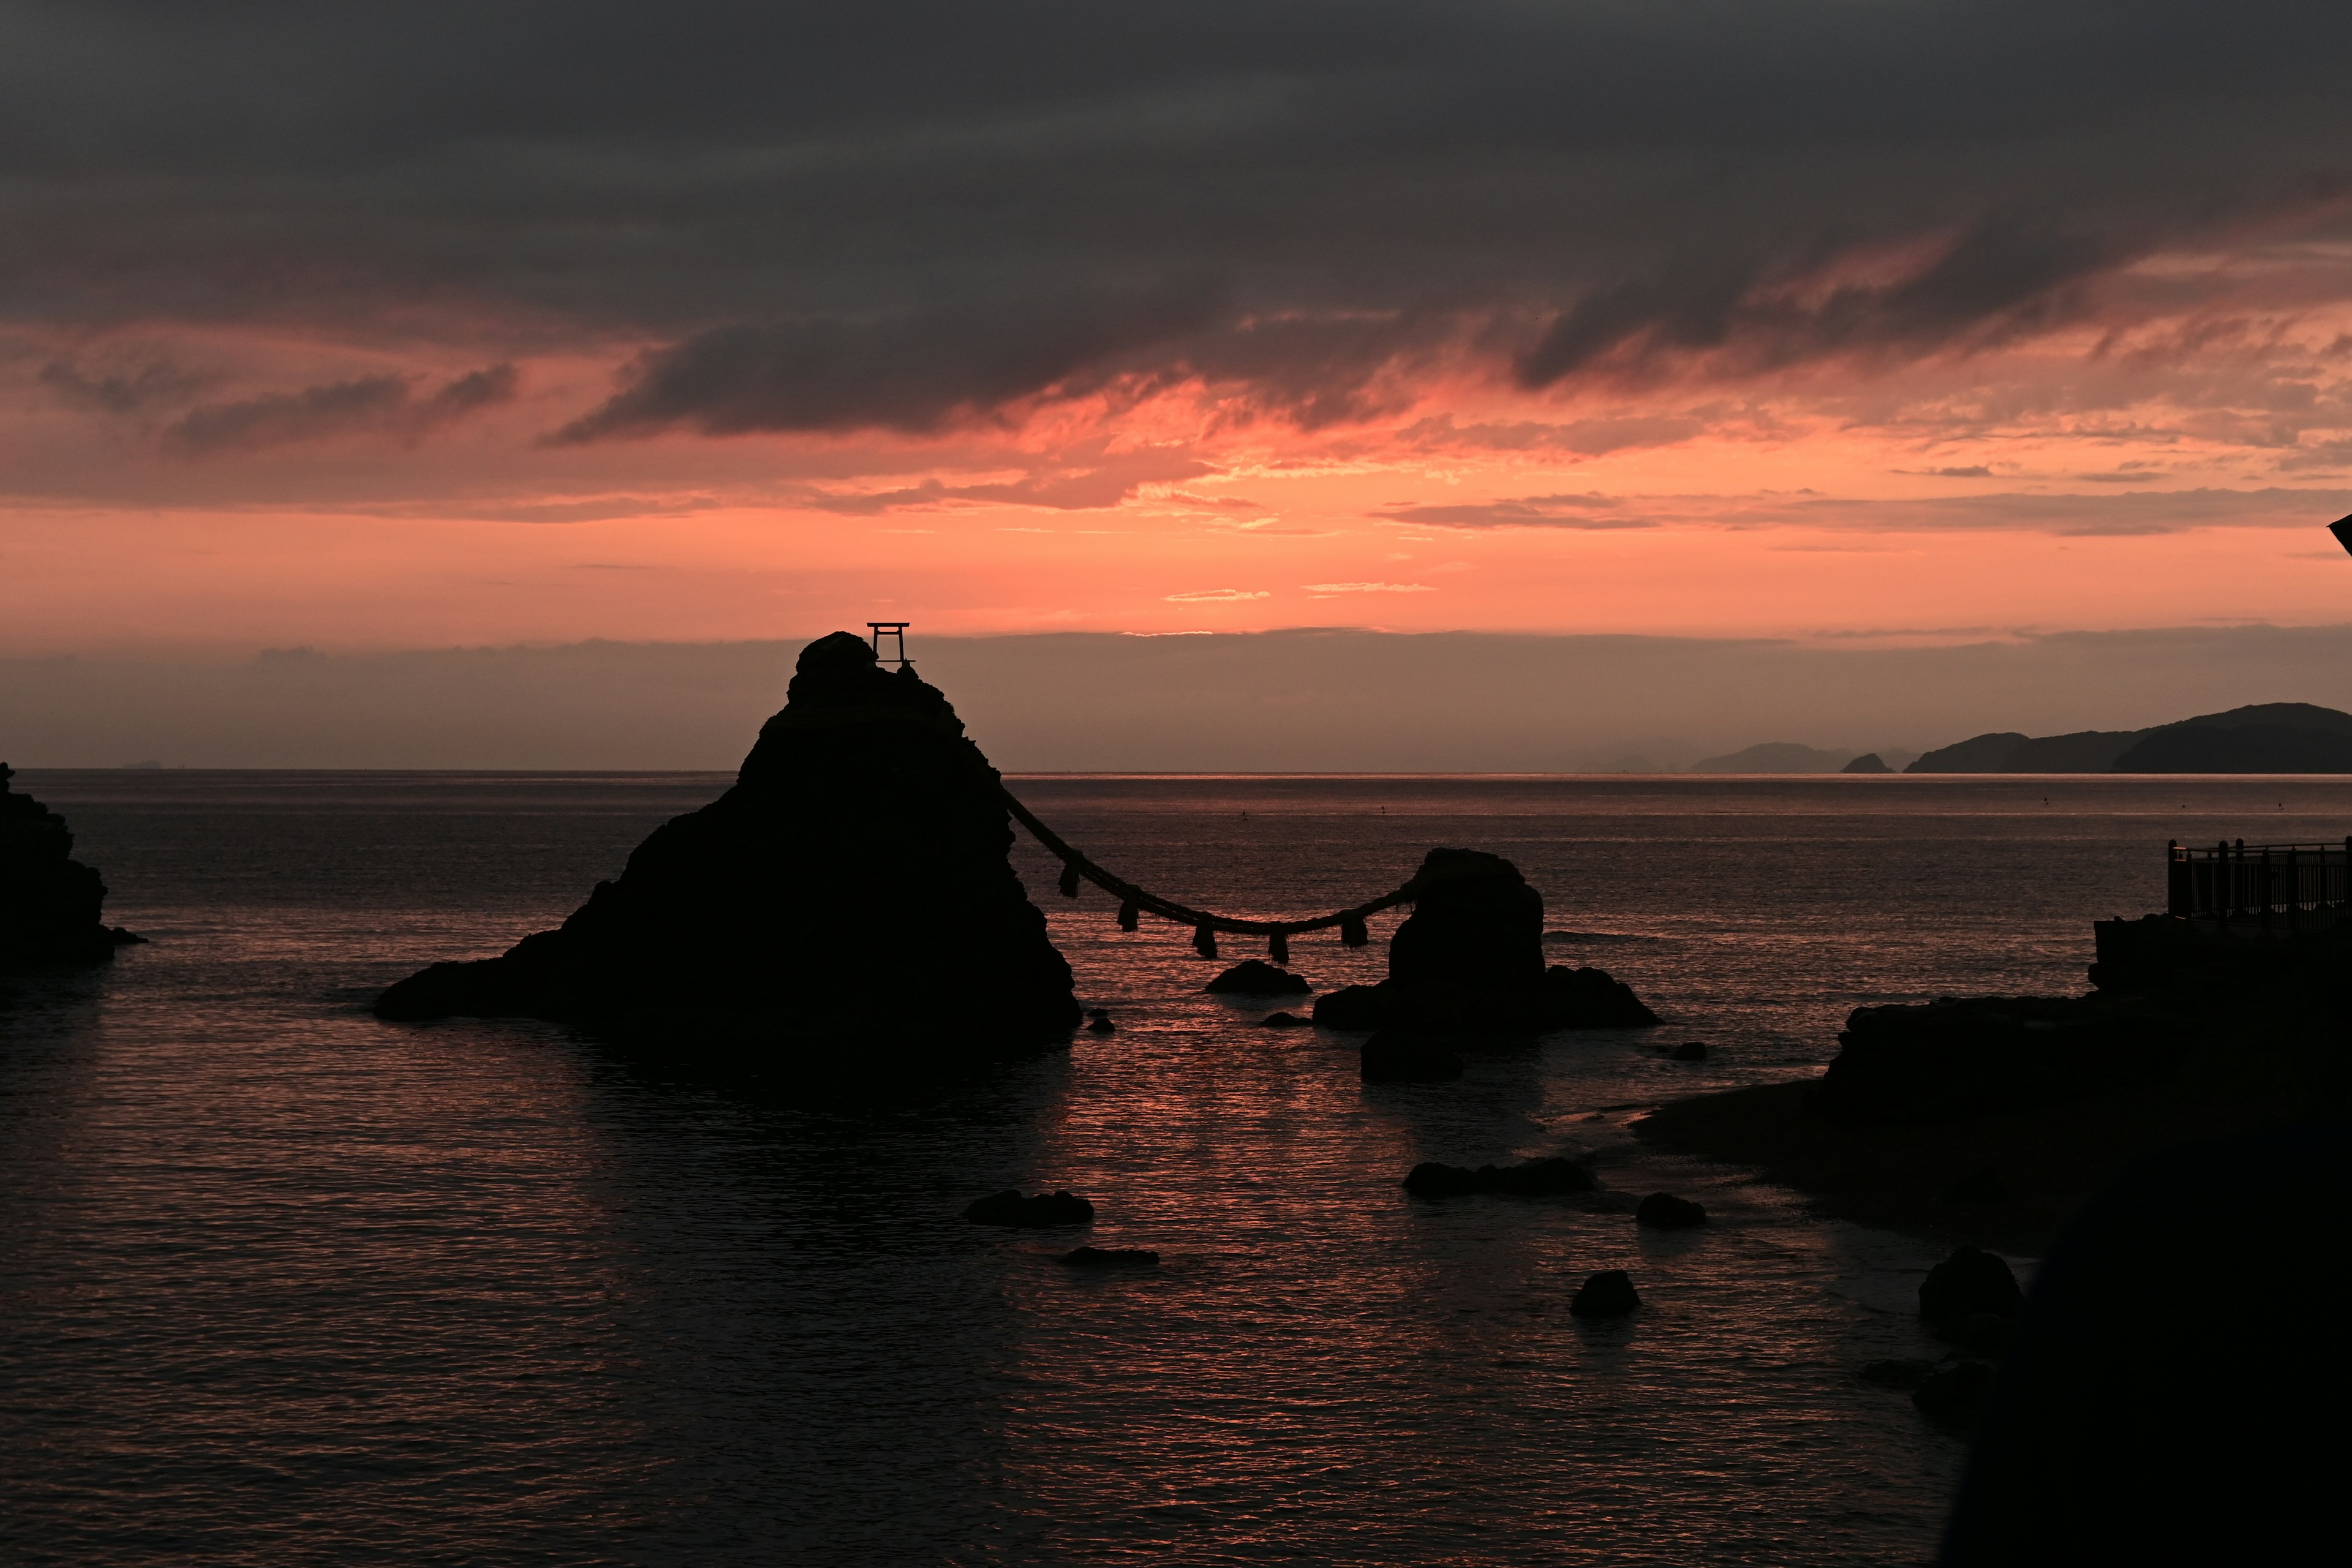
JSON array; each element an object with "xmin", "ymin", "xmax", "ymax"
[
  {"xmin": 1, "ymin": 4, "xmax": 2348, "ymax": 425},
  {"xmin": 162, "ymin": 364, "xmax": 518, "ymax": 455},
  {"xmin": 1379, "ymin": 494, "xmax": 1658, "ymax": 529},
  {"xmin": 1384, "ymin": 485, "xmax": 2352, "ymax": 535},
  {"xmin": 799, "ymin": 445, "xmax": 1210, "ymax": 512},
  {"xmin": 38, "ymin": 356, "xmax": 209, "ymax": 414}
]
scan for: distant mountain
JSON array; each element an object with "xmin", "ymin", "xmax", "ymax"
[
  {"xmin": 1690, "ymin": 742, "xmax": 1856, "ymax": 774},
  {"xmin": 1841, "ymin": 752, "xmax": 1892, "ymax": 773},
  {"xmin": 1907, "ymin": 703, "xmax": 2352, "ymax": 773}
]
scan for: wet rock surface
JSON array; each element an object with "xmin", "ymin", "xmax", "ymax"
[
  {"xmin": 1311, "ymin": 849, "xmax": 1658, "ymax": 1034},
  {"xmin": 1204, "ymin": 960, "xmax": 1311, "ymax": 995},
  {"xmin": 1569, "ymin": 1269, "xmax": 1640, "ymax": 1318},
  {"xmin": 963, "ymin": 1190, "xmax": 1096, "ymax": 1227},
  {"xmin": 1, "ymin": 763, "xmax": 139, "ymax": 967},
  {"xmin": 1635, "ymin": 1192, "xmax": 1707, "ymax": 1229},
  {"xmin": 1402, "ymin": 1156, "xmax": 1596, "ymax": 1198},
  {"xmin": 371, "ymin": 633, "xmax": 1080, "ymax": 1057}
]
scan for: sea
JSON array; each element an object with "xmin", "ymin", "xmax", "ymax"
[{"xmin": 6, "ymin": 770, "xmax": 2347, "ymax": 1567}]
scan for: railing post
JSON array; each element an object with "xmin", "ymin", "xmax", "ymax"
[
  {"xmin": 2287, "ymin": 845, "xmax": 2299, "ymax": 932},
  {"xmin": 2260, "ymin": 845, "xmax": 2273, "ymax": 933},
  {"xmin": 2167, "ymin": 839, "xmax": 2189, "ymax": 916}
]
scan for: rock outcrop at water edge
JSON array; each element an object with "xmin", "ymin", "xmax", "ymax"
[
  {"xmin": 372, "ymin": 632, "xmax": 1081, "ymax": 1057},
  {"xmin": 1, "ymin": 763, "xmax": 140, "ymax": 967},
  {"xmin": 1311, "ymin": 848, "xmax": 1658, "ymax": 1033}
]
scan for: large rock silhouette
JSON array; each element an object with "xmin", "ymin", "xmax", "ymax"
[
  {"xmin": 374, "ymin": 633, "xmax": 1081, "ymax": 1054},
  {"xmin": 1, "ymin": 762, "xmax": 137, "ymax": 966},
  {"xmin": 1313, "ymin": 848, "xmax": 1657, "ymax": 1031}
]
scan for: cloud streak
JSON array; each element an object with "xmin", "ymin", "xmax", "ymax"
[{"xmin": 162, "ymin": 365, "xmax": 518, "ymax": 456}]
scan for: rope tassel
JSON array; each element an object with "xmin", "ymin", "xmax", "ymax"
[
  {"xmin": 1117, "ymin": 899, "xmax": 1140, "ymax": 932},
  {"xmin": 1268, "ymin": 932, "xmax": 1290, "ymax": 965},
  {"xmin": 1194, "ymin": 924, "xmax": 1219, "ymax": 960},
  {"xmin": 1058, "ymin": 864, "xmax": 1080, "ymax": 899},
  {"xmin": 1340, "ymin": 914, "xmax": 1369, "ymax": 948}
]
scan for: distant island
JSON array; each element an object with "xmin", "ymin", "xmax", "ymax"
[
  {"xmin": 1687, "ymin": 742, "xmax": 1921, "ymax": 774},
  {"xmin": 1905, "ymin": 702, "xmax": 2352, "ymax": 773}
]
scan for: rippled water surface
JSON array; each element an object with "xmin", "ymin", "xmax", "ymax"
[{"xmin": 8, "ymin": 771, "xmax": 2350, "ymax": 1565}]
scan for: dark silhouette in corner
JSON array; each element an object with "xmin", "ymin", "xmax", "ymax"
[
  {"xmin": 1, "ymin": 762, "xmax": 140, "ymax": 967},
  {"xmin": 373, "ymin": 632, "xmax": 1080, "ymax": 1056}
]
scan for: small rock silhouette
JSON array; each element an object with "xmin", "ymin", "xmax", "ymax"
[
  {"xmin": 1920, "ymin": 1245, "xmax": 2024, "ymax": 1325},
  {"xmin": 1668, "ymin": 1041, "xmax": 1708, "ymax": 1061},
  {"xmin": 1086, "ymin": 1009, "xmax": 1116, "ymax": 1034},
  {"xmin": 1205, "ymin": 959, "xmax": 1311, "ymax": 995},
  {"xmin": 1260, "ymin": 1011, "xmax": 1310, "ymax": 1028},
  {"xmin": 1635, "ymin": 1192, "xmax": 1707, "ymax": 1229},
  {"xmin": 1569, "ymin": 1269, "xmax": 1641, "ymax": 1318},
  {"xmin": 963, "ymin": 1189, "xmax": 1095, "ymax": 1227},
  {"xmin": 1060, "ymin": 1246, "xmax": 1159, "ymax": 1267}
]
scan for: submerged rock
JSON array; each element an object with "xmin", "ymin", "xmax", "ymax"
[
  {"xmin": 964, "ymin": 1190, "xmax": 1095, "ymax": 1227},
  {"xmin": 1570, "ymin": 1269, "xmax": 1641, "ymax": 1318},
  {"xmin": 1060, "ymin": 1245, "xmax": 1159, "ymax": 1267},
  {"xmin": 1311, "ymin": 849, "xmax": 1657, "ymax": 1034},
  {"xmin": 1635, "ymin": 1192, "xmax": 1707, "ymax": 1229},
  {"xmin": 1, "ymin": 763, "xmax": 139, "ymax": 967},
  {"xmin": 1360, "ymin": 1030, "xmax": 1465, "ymax": 1082},
  {"xmin": 1086, "ymin": 1009, "xmax": 1116, "ymax": 1034},
  {"xmin": 1668, "ymin": 1041, "xmax": 1708, "ymax": 1061},
  {"xmin": 1920, "ymin": 1245, "xmax": 2024, "ymax": 1324},
  {"xmin": 1259, "ymin": 1010, "xmax": 1310, "ymax": 1028},
  {"xmin": 1403, "ymin": 1156, "xmax": 1596, "ymax": 1197},
  {"xmin": 1204, "ymin": 959, "xmax": 1311, "ymax": 995},
  {"xmin": 371, "ymin": 633, "xmax": 1080, "ymax": 1058}
]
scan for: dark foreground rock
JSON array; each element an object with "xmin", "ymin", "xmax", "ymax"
[
  {"xmin": 1920, "ymin": 1245, "xmax": 2024, "ymax": 1324},
  {"xmin": 964, "ymin": 1190, "xmax": 1095, "ymax": 1226},
  {"xmin": 1813, "ymin": 994, "xmax": 2185, "ymax": 1125},
  {"xmin": 1403, "ymin": 1156, "xmax": 1596, "ymax": 1197},
  {"xmin": 1912, "ymin": 1360, "xmax": 1996, "ymax": 1423},
  {"xmin": 1570, "ymin": 1269, "xmax": 1640, "ymax": 1317},
  {"xmin": 1061, "ymin": 1246, "xmax": 1159, "ymax": 1267},
  {"xmin": 1, "ymin": 763, "xmax": 140, "ymax": 967},
  {"xmin": 1860, "ymin": 1358, "xmax": 1940, "ymax": 1390},
  {"xmin": 372, "ymin": 633, "xmax": 1080, "ymax": 1058},
  {"xmin": 1311, "ymin": 848, "xmax": 1657, "ymax": 1034},
  {"xmin": 1360, "ymin": 1031, "xmax": 1465, "ymax": 1082},
  {"xmin": 1635, "ymin": 1192, "xmax": 1707, "ymax": 1229},
  {"xmin": 1204, "ymin": 960, "xmax": 1311, "ymax": 995}
]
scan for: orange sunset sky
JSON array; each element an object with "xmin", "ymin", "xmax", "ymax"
[{"xmin": 5, "ymin": 3, "xmax": 2352, "ymax": 663}]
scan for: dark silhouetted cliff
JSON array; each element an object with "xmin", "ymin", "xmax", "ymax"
[
  {"xmin": 1, "ymin": 763, "xmax": 137, "ymax": 966},
  {"xmin": 374, "ymin": 633, "xmax": 1080, "ymax": 1056}
]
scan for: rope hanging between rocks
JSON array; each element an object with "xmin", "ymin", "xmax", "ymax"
[{"xmin": 997, "ymin": 783, "xmax": 1411, "ymax": 954}]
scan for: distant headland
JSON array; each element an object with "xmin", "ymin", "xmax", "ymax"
[{"xmin": 1905, "ymin": 701, "xmax": 2352, "ymax": 773}]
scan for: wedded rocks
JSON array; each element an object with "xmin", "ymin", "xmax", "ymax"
[
  {"xmin": 371, "ymin": 633, "xmax": 1080, "ymax": 1059},
  {"xmin": 1402, "ymin": 1156, "xmax": 1596, "ymax": 1198},
  {"xmin": 963, "ymin": 1189, "xmax": 1095, "ymax": 1226},
  {"xmin": 1635, "ymin": 1192, "xmax": 1707, "ymax": 1229},
  {"xmin": 1311, "ymin": 848, "xmax": 1657, "ymax": 1034},
  {"xmin": 1, "ymin": 763, "xmax": 139, "ymax": 967},
  {"xmin": 1570, "ymin": 1269, "xmax": 1641, "ymax": 1317},
  {"xmin": 1920, "ymin": 1245, "xmax": 2024, "ymax": 1324},
  {"xmin": 1204, "ymin": 960, "xmax": 1311, "ymax": 995}
]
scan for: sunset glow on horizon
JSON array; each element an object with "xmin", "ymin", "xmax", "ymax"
[{"xmin": 6, "ymin": 5, "xmax": 2352, "ymax": 658}]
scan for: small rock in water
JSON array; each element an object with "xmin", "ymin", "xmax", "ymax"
[
  {"xmin": 1920, "ymin": 1245, "xmax": 2024, "ymax": 1324},
  {"xmin": 963, "ymin": 1189, "xmax": 1096, "ymax": 1227},
  {"xmin": 1860, "ymin": 1358, "xmax": 1940, "ymax": 1390},
  {"xmin": 1569, "ymin": 1269, "xmax": 1641, "ymax": 1318},
  {"xmin": 1941, "ymin": 1165, "xmax": 2008, "ymax": 1205},
  {"xmin": 1204, "ymin": 959, "xmax": 1311, "ymax": 995},
  {"xmin": 1260, "ymin": 1011, "xmax": 1309, "ymax": 1028},
  {"xmin": 1912, "ymin": 1360, "xmax": 1997, "ymax": 1423},
  {"xmin": 1061, "ymin": 1246, "xmax": 1159, "ymax": 1267},
  {"xmin": 1402, "ymin": 1157, "xmax": 1595, "ymax": 1198},
  {"xmin": 1635, "ymin": 1192, "xmax": 1708, "ymax": 1229},
  {"xmin": 1668, "ymin": 1041, "xmax": 1708, "ymax": 1061},
  {"xmin": 1086, "ymin": 1008, "xmax": 1116, "ymax": 1034},
  {"xmin": 1360, "ymin": 1030, "xmax": 1464, "ymax": 1082}
]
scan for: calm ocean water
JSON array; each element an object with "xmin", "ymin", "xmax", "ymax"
[{"xmin": 7, "ymin": 770, "xmax": 2348, "ymax": 1566}]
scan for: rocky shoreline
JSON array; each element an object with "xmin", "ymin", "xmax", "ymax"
[{"xmin": 1637, "ymin": 914, "xmax": 2352, "ymax": 1254}]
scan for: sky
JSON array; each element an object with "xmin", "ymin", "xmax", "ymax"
[{"xmin": 6, "ymin": 3, "xmax": 2352, "ymax": 754}]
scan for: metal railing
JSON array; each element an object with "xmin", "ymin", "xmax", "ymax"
[{"xmin": 2167, "ymin": 838, "xmax": 2352, "ymax": 927}]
